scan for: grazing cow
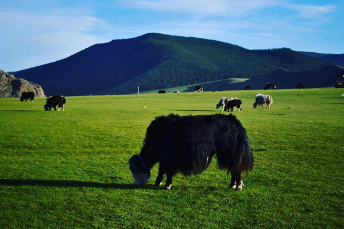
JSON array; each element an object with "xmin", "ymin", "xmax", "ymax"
[
  {"xmin": 225, "ymin": 99, "xmax": 242, "ymax": 112},
  {"xmin": 253, "ymin": 94, "xmax": 273, "ymax": 109},
  {"xmin": 216, "ymin": 97, "xmax": 238, "ymax": 111},
  {"xmin": 296, "ymin": 83, "xmax": 306, "ymax": 89},
  {"xmin": 20, "ymin": 92, "xmax": 35, "ymax": 102},
  {"xmin": 44, "ymin": 95, "xmax": 66, "ymax": 111},
  {"xmin": 244, "ymin": 85, "xmax": 251, "ymax": 90},
  {"xmin": 194, "ymin": 86, "xmax": 203, "ymax": 92},
  {"xmin": 216, "ymin": 97, "xmax": 229, "ymax": 111},
  {"xmin": 129, "ymin": 114, "xmax": 254, "ymax": 190},
  {"xmin": 264, "ymin": 83, "xmax": 276, "ymax": 90},
  {"xmin": 158, "ymin": 90, "xmax": 166, "ymax": 94}
]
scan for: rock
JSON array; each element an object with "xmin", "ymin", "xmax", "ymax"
[{"xmin": 0, "ymin": 69, "xmax": 45, "ymax": 98}]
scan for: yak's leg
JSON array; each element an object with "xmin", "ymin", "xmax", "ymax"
[
  {"xmin": 164, "ymin": 167, "xmax": 175, "ymax": 190},
  {"xmin": 155, "ymin": 164, "xmax": 165, "ymax": 186},
  {"xmin": 235, "ymin": 172, "xmax": 243, "ymax": 190},
  {"xmin": 229, "ymin": 171, "xmax": 236, "ymax": 189},
  {"xmin": 58, "ymin": 106, "xmax": 61, "ymax": 111},
  {"xmin": 229, "ymin": 170, "xmax": 243, "ymax": 190},
  {"xmin": 62, "ymin": 105, "xmax": 65, "ymax": 111}
]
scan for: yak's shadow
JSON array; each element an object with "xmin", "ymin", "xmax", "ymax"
[
  {"xmin": 0, "ymin": 179, "xmax": 231, "ymax": 191},
  {"xmin": 175, "ymin": 109, "xmax": 214, "ymax": 112},
  {"xmin": 0, "ymin": 110, "xmax": 39, "ymax": 112},
  {"xmin": 0, "ymin": 179, "xmax": 147, "ymax": 190}
]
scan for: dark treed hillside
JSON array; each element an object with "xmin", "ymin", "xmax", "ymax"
[
  {"xmin": 302, "ymin": 52, "xmax": 344, "ymax": 67},
  {"xmin": 13, "ymin": 33, "xmax": 328, "ymax": 96},
  {"xmin": 227, "ymin": 65, "xmax": 344, "ymax": 90}
]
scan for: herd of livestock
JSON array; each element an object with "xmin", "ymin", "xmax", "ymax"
[
  {"xmin": 20, "ymin": 92, "xmax": 66, "ymax": 111},
  {"xmin": 18, "ymin": 81, "xmax": 308, "ymax": 112},
  {"xmin": 20, "ymin": 91, "xmax": 273, "ymax": 112},
  {"xmin": 216, "ymin": 93, "xmax": 274, "ymax": 112}
]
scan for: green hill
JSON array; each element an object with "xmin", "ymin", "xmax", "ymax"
[
  {"xmin": 13, "ymin": 33, "xmax": 328, "ymax": 96},
  {"xmin": 302, "ymin": 51, "xmax": 344, "ymax": 66}
]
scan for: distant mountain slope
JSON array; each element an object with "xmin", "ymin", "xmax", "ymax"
[
  {"xmin": 302, "ymin": 52, "xmax": 344, "ymax": 66},
  {"xmin": 13, "ymin": 33, "xmax": 328, "ymax": 96},
  {"xmin": 228, "ymin": 65, "xmax": 344, "ymax": 90}
]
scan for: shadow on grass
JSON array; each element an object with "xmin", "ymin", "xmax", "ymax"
[
  {"xmin": 0, "ymin": 179, "xmax": 141, "ymax": 189},
  {"xmin": 175, "ymin": 110, "xmax": 214, "ymax": 112},
  {"xmin": 0, "ymin": 179, "xmax": 234, "ymax": 191},
  {"xmin": 0, "ymin": 110, "xmax": 40, "ymax": 112}
]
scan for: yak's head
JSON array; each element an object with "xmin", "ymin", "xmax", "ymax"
[
  {"xmin": 44, "ymin": 104, "xmax": 49, "ymax": 111},
  {"xmin": 253, "ymin": 103, "xmax": 257, "ymax": 108},
  {"xmin": 129, "ymin": 155, "xmax": 150, "ymax": 186}
]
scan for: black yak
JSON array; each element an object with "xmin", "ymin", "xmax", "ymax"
[
  {"xmin": 244, "ymin": 85, "xmax": 251, "ymax": 90},
  {"xmin": 44, "ymin": 95, "xmax": 66, "ymax": 111},
  {"xmin": 20, "ymin": 92, "xmax": 35, "ymax": 102},
  {"xmin": 296, "ymin": 83, "xmax": 306, "ymax": 89},
  {"xmin": 129, "ymin": 114, "xmax": 253, "ymax": 190},
  {"xmin": 216, "ymin": 97, "xmax": 240, "ymax": 111},
  {"xmin": 194, "ymin": 85, "xmax": 203, "ymax": 92},
  {"xmin": 264, "ymin": 83, "xmax": 276, "ymax": 90},
  {"xmin": 225, "ymin": 99, "xmax": 242, "ymax": 112}
]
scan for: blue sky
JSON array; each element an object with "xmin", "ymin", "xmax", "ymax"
[{"xmin": 1, "ymin": 0, "xmax": 343, "ymax": 71}]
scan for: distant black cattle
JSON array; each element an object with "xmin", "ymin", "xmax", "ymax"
[
  {"xmin": 158, "ymin": 90, "xmax": 166, "ymax": 94},
  {"xmin": 264, "ymin": 83, "xmax": 276, "ymax": 90},
  {"xmin": 296, "ymin": 83, "xmax": 306, "ymax": 89},
  {"xmin": 244, "ymin": 85, "xmax": 251, "ymax": 90},
  {"xmin": 44, "ymin": 96, "xmax": 66, "ymax": 111},
  {"xmin": 194, "ymin": 85, "xmax": 203, "ymax": 92},
  {"xmin": 20, "ymin": 92, "xmax": 35, "ymax": 102}
]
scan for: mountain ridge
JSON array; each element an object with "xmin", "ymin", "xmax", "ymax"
[{"xmin": 13, "ymin": 33, "xmax": 330, "ymax": 96}]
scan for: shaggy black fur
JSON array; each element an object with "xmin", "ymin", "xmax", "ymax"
[
  {"xmin": 129, "ymin": 114, "xmax": 253, "ymax": 190},
  {"xmin": 20, "ymin": 92, "xmax": 35, "ymax": 102},
  {"xmin": 44, "ymin": 95, "xmax": 66, "ymax": 111},
  {"xmin": 225, "ymin": 99, "xmax": 242, "ymax": 112}
]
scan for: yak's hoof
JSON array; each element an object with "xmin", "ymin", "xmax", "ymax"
[
  {"xmin": 229, "ymin": 182, "xmax": 244, "ymax": 190},
  {"xmin": 236, "ymin": 186, "xmax": 243, "ymax": 191},
  {"xmin": 155, "ymin": 182, "xmax": 162, "ymax": 186},
  {"xmin": 164, "ymin": 184, "xmax": 172, "ymax": 190}
]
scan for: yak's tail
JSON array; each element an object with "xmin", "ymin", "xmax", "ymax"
[
  {"xmin": 229, "ymin": 126, "xmax": 254, "ymax": 174},
  {"xmin": 216, "ymin": 117, "xmax": 253, "ymax": 174}
]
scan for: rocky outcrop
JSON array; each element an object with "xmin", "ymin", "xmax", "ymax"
[{"xmin": 0, "ymin": 70, "xmax": 45, "ymax": 98}]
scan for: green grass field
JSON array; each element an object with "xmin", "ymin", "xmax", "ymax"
[{"xmin": 1, "ymin": 88, "xmax": 343, "ymax": 228}]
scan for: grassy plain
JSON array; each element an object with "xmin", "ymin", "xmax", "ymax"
[{"xmin": 0, "ymin": 88, "xmax": 343, "ymax": 228}]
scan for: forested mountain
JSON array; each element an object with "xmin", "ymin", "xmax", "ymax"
[
  {"xmin": 13, "ymin": 33, "xmax": 328, "ymax": 96},
  {"xmin": 228, "ymin": 65, "xmax": 344, "ymax": 90},
  {"xmin": 302, "ymin": 52, "xmax": 344, "ymax": 66}
]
